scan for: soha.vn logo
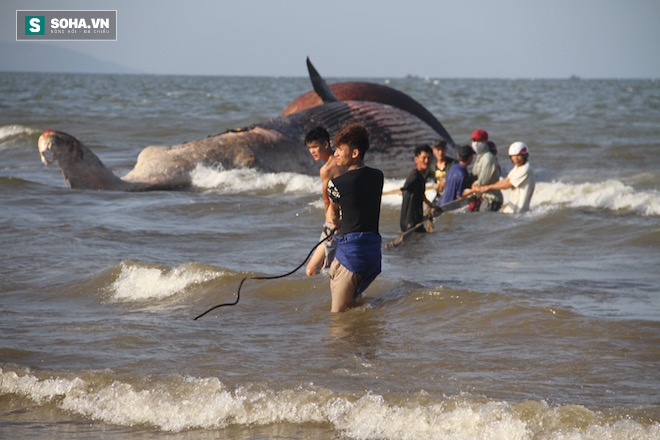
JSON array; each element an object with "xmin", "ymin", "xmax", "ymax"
[
  {"xmin": 24, "ymin": 15, "xmax": 112, "ymax": 35},
  {"xmin": 18, "ymin": 10, "xmax": 116, "ymax": 41}
]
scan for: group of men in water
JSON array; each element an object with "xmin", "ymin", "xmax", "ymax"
[
  {"xmin": 400, "ymin": 129, "xmax": 536, "ymax": 233},
  {"xmin": 302, "ymin": 124, "xmax": 535, "ymax": 313}
]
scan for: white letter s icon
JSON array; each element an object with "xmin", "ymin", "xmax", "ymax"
[{"xmin": 29, "ymin": 17, "xmax": 41, "ymax": 33}]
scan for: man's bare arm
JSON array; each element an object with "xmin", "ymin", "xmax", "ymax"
[{"xmin": 327, "ymin": 201, "xmax": 341, "ymax": 232}]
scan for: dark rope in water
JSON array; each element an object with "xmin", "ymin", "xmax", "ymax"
[{"xmin": 193, "ymin": 228, "xmax": 335, "ymax": 320}]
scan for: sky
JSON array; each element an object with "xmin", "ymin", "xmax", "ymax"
[{"xmin": 3, "ymin": 0, "xmax": 660, "ymax": 78}]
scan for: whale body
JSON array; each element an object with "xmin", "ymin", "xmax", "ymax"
[{"xmin": 38, "ymin": 59, "xmax": 455, "ymax": 191}]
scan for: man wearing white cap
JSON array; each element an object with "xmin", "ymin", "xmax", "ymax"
[
  {"xmin": 470, "ymin": 129, "xmax": 503, "ymax": 212},
  {"xmin": 474, "ymin": 141, "xmax": 535, "ymax": 213}
]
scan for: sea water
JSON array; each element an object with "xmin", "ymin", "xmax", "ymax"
[{"xmin": 1, "ymin": 72, "xmax": 659, "ymax": 439}]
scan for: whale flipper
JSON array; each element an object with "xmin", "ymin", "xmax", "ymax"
[
  {"xmin": 293, "ymin": 59, "xmax": 455, "ymax": 147},
  {"xmin": 306, "ymin": 57, "xmax": 339, "ymax": 103}
]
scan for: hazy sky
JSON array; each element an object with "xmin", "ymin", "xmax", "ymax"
[{"xmin": 3, "ymin": 0, "xmax": 660, "ymax": 78}]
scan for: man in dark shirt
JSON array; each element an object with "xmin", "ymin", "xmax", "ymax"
[
  {"xmin": 326, "ymin": 123, "xmax": 384, "ymax": 312},
  {"xmin": 429, "ymin": 139, "xmax": 457, "ymax": 204},
  {"xmin": 438, "ymin": 145, "xmax": 475, "ymax": 206},
  {"xmin": 400, "ymin": 144, "xmax": 433, "ymax": 232}
]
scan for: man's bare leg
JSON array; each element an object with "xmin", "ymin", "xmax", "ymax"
[
  {"xmin": 306, "ymin": 246, "xmax": 326, "ymax": 276},
  {"xmin": 329, "ymin": 260, "xmax": 360, "ymax": 312}
]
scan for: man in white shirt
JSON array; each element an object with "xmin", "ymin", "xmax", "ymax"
[{"xmin": 474, "ymin": 141, "xmax": 535, "ymax": 213}]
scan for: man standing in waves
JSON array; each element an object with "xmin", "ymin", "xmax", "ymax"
[
  {"xmin": 326, "ymin": 123, "xmax": 384, "ymax": 312},
  {"xmin": 474, "ymin": 141, "xmax": 535, "ymax": 213},
  {"xmin": 304, "ymin": 126, "xmax": 345, "ymax": 276},
  {"xmin": 400, "ymin": 144, "xmax": 433, "ymax": 233}
]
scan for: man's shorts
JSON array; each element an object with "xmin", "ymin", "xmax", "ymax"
[
  {"xmin": 320, "ymin": 221, "xmax": 337, "ymax": 269},
  {"xmin": 329, "ymin": 259, "xmax": 362, "ymax": 300}
]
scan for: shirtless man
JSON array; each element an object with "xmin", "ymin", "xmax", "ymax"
[{"xmin": 305, "ymin": 127, "xmax": 346, "ymax": 276}]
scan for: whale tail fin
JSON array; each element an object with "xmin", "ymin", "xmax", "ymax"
[{"xmin": 306, "ymin": 57, "xmax": 339, "ymax": 103}]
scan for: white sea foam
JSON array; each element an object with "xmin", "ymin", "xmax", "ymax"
[
  {"xmin": 0, "ymin": 124, "xmax": 40, "ymax": 145},
  {"xmin": 109, "ymin": 261, "xmax": 225, "ymax": 301},
  {"xmin": 384, "ymin": 179, "xmax": 660, "ymax": 216},
  {"xmin": 191, "ymin": 165, "xmax": 414, "ymax": 209},
  {"xmin": 1, "ymin": 368, "xmax": 657, "ymax": 439},
  {"xmin": 191, "ymin": 164, "xmax": 660, "ymax": 217},
  {"xmin": 533, "ymin": 180, "xmax": 660, "ymax": 216},
  {"xmin": 191, "ymin": 164, "xmax": 318, "ymax": 194}
]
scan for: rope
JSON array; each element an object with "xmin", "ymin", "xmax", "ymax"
[
  {"xmin": 386, "ymin": 194, "xmax": 477, "ymax": 248},
  {"xmin": 193, "ymin": 228, "xmax": 335, "ymax": 320}
]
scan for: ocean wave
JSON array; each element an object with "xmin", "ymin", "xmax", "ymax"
[
  {"xmin": 534, "ymin": 180, "xmax": 660, "ymax": 216},
  {"xmin": 191, "ymin": 165, "xmax": 660, "ymax": 217},
  {"xmin": 108, "ymin": 261, "xmax": 226, "ymax": 301},
  {"xmin": 190, "ymin": 164, "xmax": 318, "ymax": 194},
  {"xmin": 1, "ymin": 368, "xmax": 657, "ymax": 439},
  {"xmin": 0, "ymin": 175, "xmax": 34, "ymax": 188},
  {"xmin": 190, "ymin": 165, "xmax": 415, "ymax": 209},
  {"xmin": 0, "ymin": 124, "xmax": 41, "ymax": 146},
  {"xmin": 383, "ymin": 178, "xmax": 660, "ymax": 215}
]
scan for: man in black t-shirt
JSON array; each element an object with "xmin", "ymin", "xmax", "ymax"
[
  {"xmin": 400, "ymin": 144, "xmax": 433, "ymax": 232},
  {"xmin": 326, "ymin": 123, "xmax": 384, "ymax": 312}
]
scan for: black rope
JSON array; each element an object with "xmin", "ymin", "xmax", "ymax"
[
  {"xmin": 193, "ymin": 228, "xmax": 336, "ymax": 320},
  {"xmin": 386, "ymin": 194, "xmax": 478, "ymax": 248}
]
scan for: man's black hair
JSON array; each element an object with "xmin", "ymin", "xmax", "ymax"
[
  {"xmin": 414, "ymin": 144, "xmax": 432, "ymax": 157},
  {"xmin": 305, "ymin": 126, "xmax": 330, "ymax": 145}
]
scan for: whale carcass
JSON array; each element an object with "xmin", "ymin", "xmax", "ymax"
[{"xmin": 38, "ymin": 59, "xmax": 455, "ymax": 191}]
